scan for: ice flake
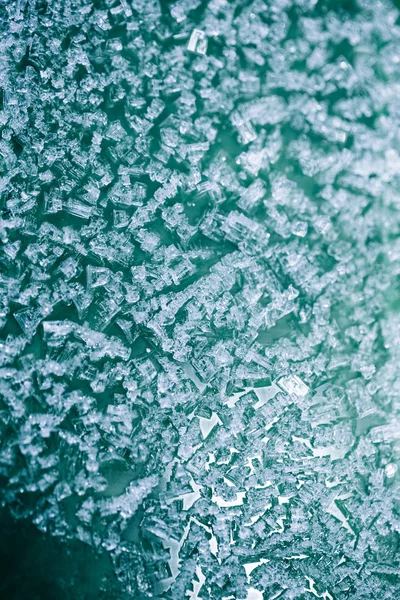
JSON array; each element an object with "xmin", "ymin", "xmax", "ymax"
[
  {"xmin": 212, "ymin": 489, "xmax": 247, "ymax": 508},
  {"xmin": 187, "ymin": 29, "xmax": 208, "ymax": 55},
  {"xmin": 14, "ymin": 307, "xmax": 42, "ymax": 336},
  {"xmin": 385, "ymin": 463, "xmax": 398, "ymax": 478},
  {"xmin": 199, "ymin": 412, "xmax": 221, "ymax": 439},
  {"xmin": 63, "ymin": 198, "xmax": 94, "ymax": 220},
  {"xmin": 232, "ymin": 111, "xmax": 257, "ymax": 145},
  {"xmin": 86, "ymin": 265, "xmax": 111, "ymax": 289},
  {"xmin": 277, "ymin": 375, "xmax": 310, "ymax": 397}
]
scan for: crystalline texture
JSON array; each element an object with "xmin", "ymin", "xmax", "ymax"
[
  {"xmin": 1, "ymin": 0, "xmax": 400, "ymax": 599},
  {"xmin": 187, "ymin": 29, "xmax": 208, "ymax": 56}
]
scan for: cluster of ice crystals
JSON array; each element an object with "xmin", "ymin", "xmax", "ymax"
[{"xmin": 1, "ymin": 0, "xmax": 400, "ymax": 598}]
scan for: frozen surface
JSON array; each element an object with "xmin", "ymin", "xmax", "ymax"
[{"xmin": 1, "ymin": 0, "xmax": 400, "ymax": 598}]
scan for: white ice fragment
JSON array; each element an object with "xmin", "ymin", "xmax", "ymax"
[
  {"xmin": 278, "ymin": 496, "xmax": 291, "ymax": 505},
  {"xmin": 212, "ymin": 489, "xmax": 246, "ymax": 507},
  {"xmin": 44, "ymin": 190, "xmax": 62, "ymax": 214},
  {"xmin": 305, "ymin": 577, "xmax": 334, "ymax": 600},
  {"xmin": 113, "ymin": 209, "xmax": 130, "ymax": 229},
  {"xmin": 369, "ymin": 422, "xmax": 400, "ymax": 443},
  {"xmin": 231, "ymin": 111, "xmax": 257, "ymax": 145},
  {"xmin": 199, "ymin": 411, "xmax": 221, "ymax": 439},
  {"xmin": 385, "ymin": 463, "xmax": 398, "ymax": 478},
  {"xmin": 277, "ymin": 374, "xmax": 309, "ymax": 397},
  {"xmin": 86, "ymin": 265, "xmax": 111, "ymax": 289},
  {"xmin": 244, "ymin": 503, "xmax": 271, "ymax": 526},
  {"xmin": 237, "ymin": 121, "xmax": 257, "ymax": 145},
  {"xmin": 245, "ymin": 588, "xmax": 263, "ymax": 600},
  {"xmin": 187, "ymin": 565, "xmax": 206, "ymax": 600},
  {"xmin": 226, "ymin": 387, "xmax": 251, "ymax": 407},
  {"xmin": 253, "ymin": 384, "xmax": 280, "ymax": 409},
  {"xmin": 182, "ymin": 478, "xmax": 202, "ymax": 510},
  {"xmin": 43, "ymin": 320, "xmax": 75, "ymax": 336},
  {"xmin": 119, "ymin": 0, "xmax": 132, "ymax": 17},
  {"xmin": 106, "ymin": 120, "xmax": 126, "ymax": 141},
  {"xmin": 325, "ymin": 478, "xmax": 343, "ymax": 489},
  {"xmin": 291, "ymin": 220, "xmax": 308, "ymax": 237},
  {"xmin": 239, "ymin": 180, "xmax": 266, "ymax": 212},
  {"xmin": 99, "ymin": 475, "xmax": 157, "ymax": 519},
  {"xmin": 243, "ymin": 96, "xmax": 286, "ymax": 126},
  {"xmin": 326, "ymin": 493, "xmax": 354, "ymax": 534},
  {"xmin": 313, "ymin": 445, "xmax": 351, "ymax": 460},
  {"xmin": 14, "ymin": 307, "xmax": 42, "ymax": 336},
  {"xmin": 221, "ymin": 211, "xmax": 267, "ymax": 244},
  {"xmin": 187, "ymin": 29, "xmax": 208, "ymax": 55},
  {"xmin": 167, "ymin": 477, "xmax": 202, "ymax": 511},
  {"xmin": 63, "ymin": 198, "xmax": 93, "ymax": 219},
  {"xmin": 244, "ymin": 559, "xmax": 269, "ymax": 581},
  {"xmin": 184, "ymin": 363, "xmax": 207, "ymax": 392}
]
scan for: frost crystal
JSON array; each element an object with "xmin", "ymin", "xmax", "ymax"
[
  {"xmin": 187, "ymin": 29, "xmax": 208, "ymax": 55},
  {"xmin": 277, "ymin": 375, "xmax": 310, "ymax": 397}
]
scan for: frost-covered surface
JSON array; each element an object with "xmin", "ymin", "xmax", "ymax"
[{"xmin": 1, "ymin": 0, "xmax": 400, "ymax": 598}]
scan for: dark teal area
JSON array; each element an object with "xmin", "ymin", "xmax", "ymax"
[{"xmin": 0, "ymin": 509, "xmax": 124, "ymax": 600}]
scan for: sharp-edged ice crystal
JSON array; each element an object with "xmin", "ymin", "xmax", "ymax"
[
  {"xmin": 187, "ymin": 29, "xmax": 208, "ymax": 56},
  {"xmin": 277, "ymin": 375, "xmax": 310, "ymax": 397}
]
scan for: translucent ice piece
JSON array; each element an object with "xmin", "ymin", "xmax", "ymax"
[
  {"xmin": 119, "ymin": 0, "xmax": 132, "ymax": 17},
  {"xmin": 187, "ymin": 29, "xmax": 208, "ymax": 55},
  {"xmin": 92, "ymin": 297, "xmax": 120, "ymax": 331},
  {"xmin": 236, "ymin": 121, "xmax": 257, "ymax": 145},
  {"xmin": 44, "ymin": 189, "xmax": 62, "ymax": 214},
  {"xmin": 238, "ymin": 180, "xmax": 266, "ymax": 212},
  {"xmin": 385, "ymin": 463, "xmax": 398, "ymax": 478},
  {"xmin": 277, "ymin": 374, "xmax": 310, "ymax": 397},
  {"xmin": 42, "ymin": 321, "xmax": 75, "ymax": 337},
  {"xmin": 14, "ymin": 307, "xmax": 42, "ymax": 336},
  {"xmin": 63, "ymin": 198, "xmax": 93, "ymax": 220},
  {"xmin": 113, "ymin": 209, "xmax": 130, "ymax": 229},
  {"xmin": 86, "ymin": 265, "xmax": 111, "ymax": 289},
  {"xmin": 231, "ymin": 111, "xmax": 257, "ymax": 145}
]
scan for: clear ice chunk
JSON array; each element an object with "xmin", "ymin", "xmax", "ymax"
[
  {"xmin": 276, "ymin": 375, "xmax": 310, "ymax": 397},
  {"xmin": 14, "ymin": 307, "xmax": 42, "ymax": 336},
  {"xmin": 187, "ymin": 29, "xmax": 208, "ymax": 55}
]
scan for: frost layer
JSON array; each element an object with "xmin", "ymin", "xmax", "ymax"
[{"xmin": 1, "ymin": 0, "xmax": 400, "ymax": 598}]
